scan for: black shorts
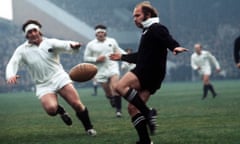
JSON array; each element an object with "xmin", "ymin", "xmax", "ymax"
[{"xmin": 131, "ymin": 69, "xmax": 165, "ymax": 94}]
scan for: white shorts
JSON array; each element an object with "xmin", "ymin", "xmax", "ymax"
[
  {"xmin": 95, "ymin": 70, "xmax": 119, "ymax": 83},
  {"xmin": 35, "ymin": 72, "xmax": 72, "ymax": 99},
  {"xmin": 198, "ymin": 67, "xmax": 211, "ymax": 75}
]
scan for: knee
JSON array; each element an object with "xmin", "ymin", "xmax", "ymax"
[
  {"xmin": 44, "ymin": 105, "xmax": 58, "ymax": 116},
  {"xmin": 114, "ymin": 83, "xmax": 125, "ymax": 96},
  {"xmin": 128, "ymin": 104, "xmax": 139, "ymax": 116},
  {"xmin": 70, "ymin": 101, "xmax": 85, "ymax": 112}
]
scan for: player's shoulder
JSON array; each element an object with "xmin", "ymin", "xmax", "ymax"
[
  {"xmin": 235, "ymin": 35, "xmax": 240, "ymax": 42},
  {"xmin": 152, "ymin": 23, "xmax": 165, "ymax": 28},
  {"xmin": 41, "ymin": 37, "xmax": 60, "ymax": 45},
  {"xmin": 105, "ymin": 37, "xmax": 118, "ymax": 45},
  {"xmin": 86, "ymin": 39, "xmax": 97, "ymax": 47},
  {"xmin": 150, "ymin": 23, "xmax": 169, "ymax": 33},
  {"xmin": 202, "ymin": 50, "xmax": 210, "ymax": 55},
  {"xmin": 191, "ymin": 52, "xmax": 197, "ymax": 58},
  {"xmin": 17, "ymin": 40, "xmax": 32, "ymax": 50},
  {"xmin": 106, "ymin": 37, "xmax": 117, "ymax": 42},
  {"xmin": 42, "ymin": 37, "xmax": 53, "ymax": 41},
  {"xmin": 19, "ymin": 41, "xmax": 28, "ymax": 48}
]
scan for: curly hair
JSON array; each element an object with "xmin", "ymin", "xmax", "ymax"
[{"xmin": 94, "ymin": 24, "xmax": 107, "ymax": 30}]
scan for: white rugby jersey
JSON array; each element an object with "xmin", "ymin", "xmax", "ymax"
[
  {"xmin": 84, "ymin": 37, "xmax": 125, "ymax": 75},
  {"xmin": 191, "ymin": 50, "xmax": 220, "ymax": 75},
  {"xmin": 6, "ymin": 37, "xmax": 79, "ymax": 84}
]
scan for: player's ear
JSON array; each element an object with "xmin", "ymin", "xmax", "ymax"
[{"xmin": 146, "ymin": 13, "xmax": 151, "ymax": 19}]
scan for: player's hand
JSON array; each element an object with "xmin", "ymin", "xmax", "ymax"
[
  {"xmin": 70, "ymin": 42, "xmax": 82, "ymax": 49},
  {"xmin": 96, "ymin": 55, "xmax": 106, "ymax": 62},
  {"xmin": 173, "ymin": 47, "xmax": 188, "ymax": 55},
  {"xmin": 109, "ymin": 53, "xmax": 122, "ymax": 61},
  {"xmin": 236, "ymin": 63, "xmax": 240, "ymax": 69},
  {"xmin": 6, "ymin": 75, "xmax": 20, "ymax": 85},
  {"xmin": 216, "ymin": 68, "xmax": 221, "ymax": 73}
]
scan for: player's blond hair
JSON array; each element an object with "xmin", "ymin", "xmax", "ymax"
[{"xmin": 135, "ymin": 1, "xmax": 158, "ymax": 17}]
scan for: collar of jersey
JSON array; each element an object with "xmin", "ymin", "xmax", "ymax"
[{"xmin": 141, "ymin": 17, "xmax": 160, "ymax": 28}]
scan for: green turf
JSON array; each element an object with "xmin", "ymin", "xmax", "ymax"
[{"xmin": 0, "ymin": 80, "xmax": 239, "ymax": 144}]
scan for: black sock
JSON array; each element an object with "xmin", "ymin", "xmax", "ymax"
[
  {"xmin": 203, "ymin": 85, "xmax": 208, "ymax": 99},
  {"xmin": 57, "ymin": 105, "xmax": 65, "ymax": 115},
  {"xmin": 94, "ymin": 87, "xmax": 97, "ymax": 95},
  {"xmin": 132, "ymin": 113, "xmax": 151, "ymax": 143},
  {"xmin": 76, "ymin": 107, "xmax": 93, "ymax": 131},
  {"xmin": 208, "ymin": 84, "xmax": 216, "ymax": 96},
  {"xmin": 124, "ymin": 88, "xmax": 149, "ymax": 118},
  {"xmin": 114, "ymin": 96, "xmax": 122, "ymax": 112},
  {"xmin": 107, "ymin": 95, "xmax": 116, "ymax": 107}
]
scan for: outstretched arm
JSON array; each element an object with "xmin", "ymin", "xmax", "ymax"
[
  {"xmin": 6, "ymin": 48, "xmax": 23, "ymax": 84},
  {"xmin": 173, "ymin": 47, "xmax": 188, "ymax": 55},
  {"xmin": 207, "ymin": 52, "xmax": 221, "ymax": 72},
  {"xmin": 70, "ymin": 42, "xmax": 82, "ymax": 49},
  {"xmin": 49, "ymin": 39, "xmax": 82, "ymax": 53},
  {"xmin": 6, "ymin": 75, "xmax": 20, "ymax": 85},
  {"xmin": 110, "ymin": 52, "xmax": 138, "ymax": 63}
]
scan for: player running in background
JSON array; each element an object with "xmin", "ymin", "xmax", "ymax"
[
  {"xmin": 191, "ymin": 43, "xmax": 221, "ymax": 100},
  {"xmin": 84, "ymin": 24, "xmax": 125, "ymax": 117},
  {"xmin": 91, "ymin": 77, "xmax": 98, "ymax": 96},
  {"xmin": 234, "ymin": 35, "xmax": 240, "ymax": 68},
  {"xmin": 110, "ymin": 1, "xmax": 188, "ymax": 144},
  {"xmin": 5, "ymin": 19, "xmax": 96, "ymax": 136}
]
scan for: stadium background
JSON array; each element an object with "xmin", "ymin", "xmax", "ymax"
[{"xmin": 0, "ymin": 0, "xmax": 240, "ymax": 92}]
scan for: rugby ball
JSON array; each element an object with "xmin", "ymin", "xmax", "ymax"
[{"xmin": 69, "ymin": 63, "xmax": 98, "ymax": 82}]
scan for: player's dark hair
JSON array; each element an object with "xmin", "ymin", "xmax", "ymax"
[
  {"xmin": 22, "ymin": 19, "xmax": 42, "ymax": 32},
  {"xmin": 95, "ymin": 24, "xmax": 107, "ymax": 30}
]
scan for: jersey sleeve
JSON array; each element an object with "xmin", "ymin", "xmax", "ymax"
[
  {"xmin": 121, "ymin": 52, "xmax": 138, "ymax": 64},
  {"xmin": 48, "ymin": 38, "xmax": 79, "ymax": 54},
  {"xmin": 111, "ymin": 38, "xmax": 127, "ymax": 54},
  {"xmin": 154, "ymin": 24, "xmax": 180, "ymax": 51},
  {"xmin": 83, "ymin": 43, "xmax": 98, "ymax": 62},
  {"xmin": 207, "ymin": 51, "xmax": 220, "ymax": 69},
  {"xmin": 190, "ymin": 54, "xmax": 198, "ymax": 70},
  {"xmin": 5, "ymin": 47, "xmax": 23, "ymax": 80}
]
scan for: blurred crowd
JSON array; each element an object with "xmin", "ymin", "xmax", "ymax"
[
  {"xmin": 1, "ymin": 0, "xmax": 240, "ymax": 92},
  {"xmin": 50, "ymin": 0, "xmax": 240, "ymax": 79}
]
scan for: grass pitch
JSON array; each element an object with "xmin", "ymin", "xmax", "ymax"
[{"xmin": 0, "ymin": 80, "xmax": 239, "ymax": 144}]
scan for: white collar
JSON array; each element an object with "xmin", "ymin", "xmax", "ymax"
[{"xmin": 141, "ymin": 17, "xmax": 160, "ymax": 28}]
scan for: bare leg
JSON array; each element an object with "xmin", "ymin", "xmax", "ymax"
[
  {"xmin": 40, "ymin": 93, "xmax": 72, "ymax": 125},
  {"xmin": 58, "ymin": 83, "xmax": 96, "ymax": 136}
]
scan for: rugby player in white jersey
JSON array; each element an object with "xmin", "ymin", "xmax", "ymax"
[
  {"xmin": 6, "ymin": 19, "xmax": 96, "ymax": 136},
  {"xmin": 84, "ymin": 24, "xmax": 125, "ymax": 117},
  {"xmin": 191, "ymin": 43, "xmax": 221, "ymax": 99}
]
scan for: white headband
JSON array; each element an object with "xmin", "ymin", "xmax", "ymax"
[
  {"xmin": 24, "ymin": 23, "xmax": 40, "ymax": 35},
  {"xmin": 95, "ymin": 28, "xmax": 106, "ymax": 34}
]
